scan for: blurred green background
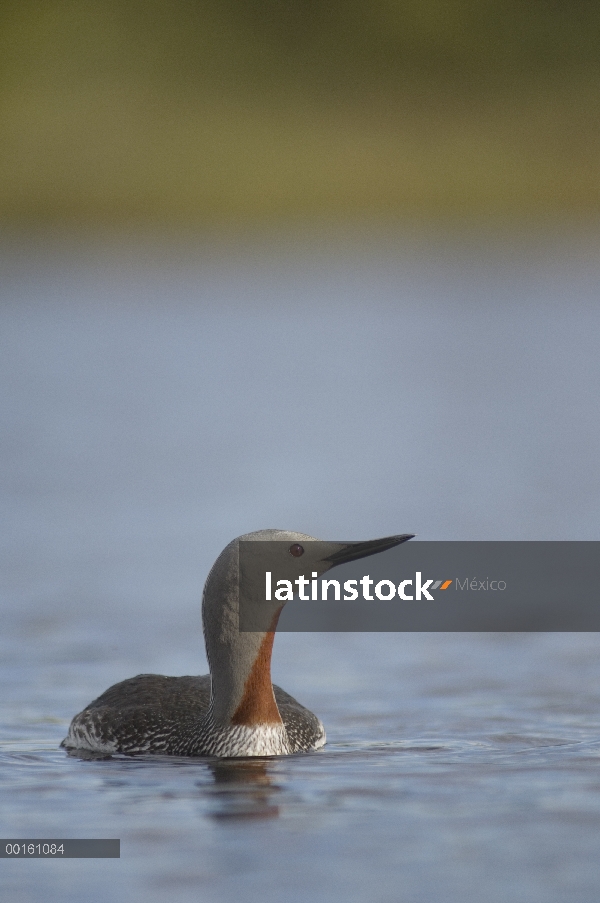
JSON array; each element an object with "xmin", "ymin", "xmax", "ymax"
[{"xmin": 1, "ymin": 0, "xmax": 599, "ymax": 227}]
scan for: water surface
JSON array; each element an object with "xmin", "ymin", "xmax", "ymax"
[{"xmin": 1, "ymin": 234, "xmax": 600, "ymax": 901}]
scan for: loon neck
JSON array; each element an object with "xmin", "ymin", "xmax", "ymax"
[
  {"xmin": 202, "ymin": 545, "xmax": 283, "ymax": 728},
  {"xmin": 206, "ymin": 628, "xmax": 283, "ymax": 728},
  {"xmin": 230, "ymin": 628, "xmax": 281, "ymax": 726}
]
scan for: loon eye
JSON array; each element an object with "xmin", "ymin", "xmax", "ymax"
[{"xmin": 289, "ymin": 543, "xmax": 304, "ymax": 557}]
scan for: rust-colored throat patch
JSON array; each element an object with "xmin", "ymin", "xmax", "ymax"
[{"xmin": 231, "ymin": 628, "xmax": 282, "ymax": 727}]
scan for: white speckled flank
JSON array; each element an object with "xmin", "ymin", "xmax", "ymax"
[
  {"xmin": 197, "ymin": 721, "xmax": 293, "ymax": 757},
  {"xmin": 62, "ymin": 530, "xmax": 410, "ymax": 758},
  {"xmin": 63, "ymin": 713, "xmax": 298, "ymax": 757},
  {"xmin": 313, "ymin": 725, "xmax": 326, "ymax": 749},
  {"xmin": 63, "ymin": 718, "xmax": 118, "ymax": 755}
]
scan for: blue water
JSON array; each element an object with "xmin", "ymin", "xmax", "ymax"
[{"xmin": 1, "ymin": 231, "xmax": 600, "ymax": 902}]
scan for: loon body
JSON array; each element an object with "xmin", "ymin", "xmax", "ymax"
[{"xmin": 62, "ymin": 529, "xmax": 412, "ymax": 757}]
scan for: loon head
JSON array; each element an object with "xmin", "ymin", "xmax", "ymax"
[{"xmin": 201, "ymin": 529, "xmax": 413, "ymax": 730}]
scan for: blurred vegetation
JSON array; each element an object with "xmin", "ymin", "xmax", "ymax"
[{"xmin": 0, "ymin": 0, "xmax": 599, "ymax": 226}]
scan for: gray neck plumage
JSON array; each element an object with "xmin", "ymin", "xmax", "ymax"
[{"xmin": 201, "ymin": 538, "xmax": 282, "ymax": 728}]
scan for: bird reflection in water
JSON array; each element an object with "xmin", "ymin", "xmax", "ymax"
[{"xmin": 204, "ymin": 759, "xmax": 280, "ymax": 820}]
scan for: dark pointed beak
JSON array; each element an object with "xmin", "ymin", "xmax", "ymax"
[{"xmin": 323, "ymin": 534, "xmax": 414, "ymax": 566}]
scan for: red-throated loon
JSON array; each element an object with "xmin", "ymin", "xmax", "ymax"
[{"xmin": 61, "ymin": 529, "xmax": 413, "ymax": 757}]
